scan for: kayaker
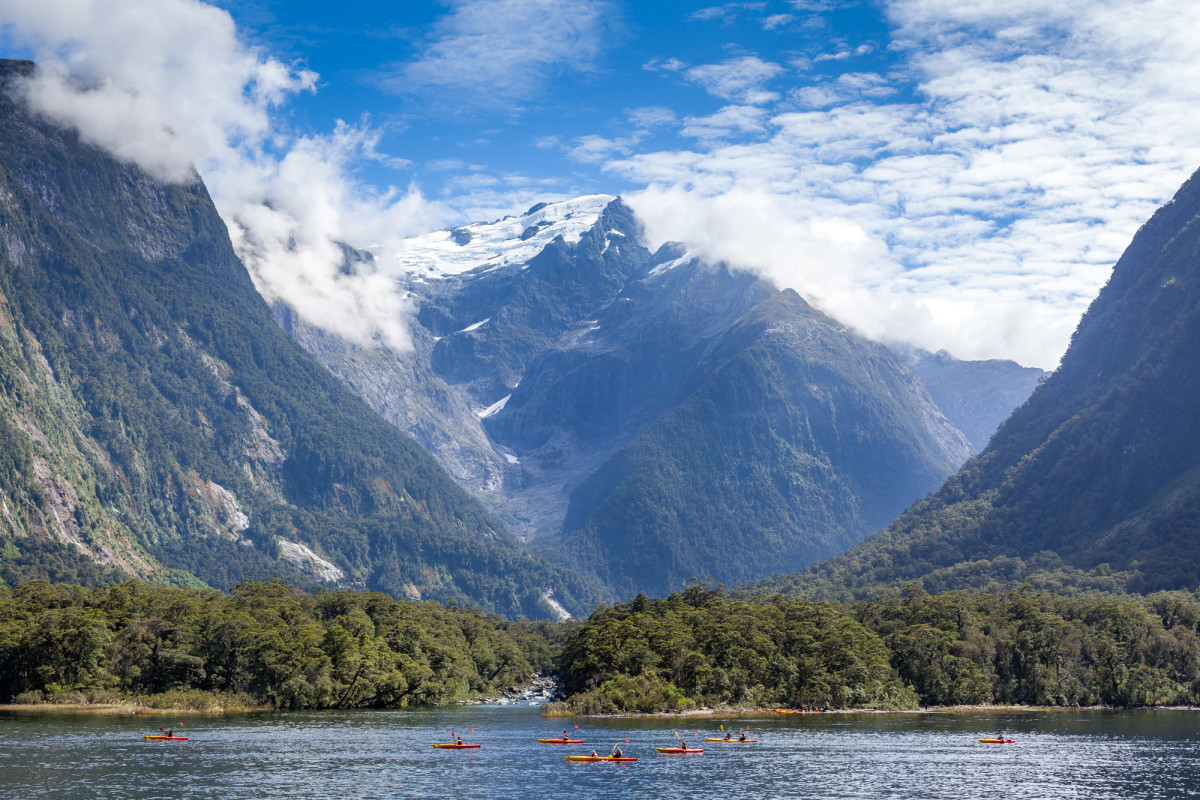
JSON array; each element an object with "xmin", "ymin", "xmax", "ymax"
[
  {"xmin": 723, "ymin": 732, "xmax": 732, "ymax": 741},
  {"xmin": 590, "ymin": 750, "xmax": 599, "ymax": 758},
  {"xmin": 455, "ymin": 735, "xmax": 464, "ymax": 746},
  {"xmin": 679, "ymin": 740, "xmax": 689, "ymax": 750},
  {"xmin": 738, "ymin": 732, "xmax": 747, "ymax": 742},
  {"xmin": 611, "ymin": 745, "xmax": 623, "ymax": 758},
  {"xmin": 562, "ymin": 730, "xmax": 571, "ymax": 741}
]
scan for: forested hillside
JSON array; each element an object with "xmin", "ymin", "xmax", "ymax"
[
  {"xmin": 758, "ymin": 164, "xmax": 1200, "ymax": 600},
  {"xmin": 0, "ymin": 59, "xmax": 595, "ymax": 617},
  {"xmin": 552, "ymin": 289, "xmax": 970, "ymax": 597}
]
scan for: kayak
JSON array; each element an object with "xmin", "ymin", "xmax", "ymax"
[
  {"xmin": 704, "ymin": 738, "xmax": 757, "ymax": 743},
  {"xmin": 538, "ymin": 739, "xmax": 584, "ymax": 744},
  {"xmin": 431, "ymin": 743, "xmax": 481, "ymax": 749},
  {"xmin": 979, "ymin": 738, "xmax": 1016, "ymax": 744},
  {"xmin": 143, "ymin": 735, "xmax": 188, "ymax": 741},
  {"xmin": 565, "ymin": 756, "xmax": 638, "ymax": 762},
  {"xmin": 656, "ymin": 747, "xmax": 703, "ymax": 754}
]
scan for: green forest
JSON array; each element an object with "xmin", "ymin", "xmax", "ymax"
[
  {"xmin": 550, "ymin": 583, "xmax": 1200, "ymax": 712},
  {"xmin": 0, "ymin": 580, "xmax": 563, "ymax": 710},
  {"xmin": 8, "ymin": 579, "xmax": 1200, "ymax": 714}
]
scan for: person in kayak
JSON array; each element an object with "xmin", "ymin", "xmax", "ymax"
[
  {"xmin": 611, "ymin": 745, "xmax": 623, "ymax": 758},
  {"xmin": 738, "ymin": 732, "xmax": 747, "ymax": 742},
  {"xmin": 590, "ymin": 750, "xmax": 599, "ymax": 757},
  {"xmin": 562, "ymin": 730, "xmax": 571, "ymax": 741},
  {"xmin": 455, "ymin": 735, "xmax": 464, "ymax": 745},
  {"xmin": 679, "ymin": 740, "xmax": 689, "ymax": 750},
  {"xmin": 723, "ymin": 732, "xmax": 732, "ymax": 741}
]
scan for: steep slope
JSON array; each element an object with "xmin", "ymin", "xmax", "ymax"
[
  {"xmin": 284, "ymin": 195, "xmax": 976, "ymax": 597},
  {"xmin": 896, "ymin": 348, "xmax": 1045, "ymax": 452},
  {"xmin": 769, "ymin": 164, "xmax": 1200, "ymax": 599},
  {"xmin": 550, "ymin": 288, "xmax": 970, "ymax": 597},
  {"xmin": 0, "ymin": 59, "xmax": 594, "ymax": 617}
]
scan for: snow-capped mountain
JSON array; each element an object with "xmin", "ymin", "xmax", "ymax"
[{"xmin": 277, "ymin": 195, "xmax": 1039, "ymax": 596}]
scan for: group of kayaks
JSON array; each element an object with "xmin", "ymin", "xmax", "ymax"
[{"xmin": 429, "ymin": 730, "xmax": 761, "ymax": 762}]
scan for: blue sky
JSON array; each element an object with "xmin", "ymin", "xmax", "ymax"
[
  {"xmin": 207, "ymin": 0, "xmax": 900, "ymax": 206},
  {"xmin": 4, "ymin": 0, "xmax": 1200, "ymax": 367}
]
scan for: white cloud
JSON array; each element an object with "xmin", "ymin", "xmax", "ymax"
[
  {"xmin": 686, "ymin": 56, "xmax": 786, "ymax": 104},
  {"xmin": 387, "ymin": 0, "xmax": 615, "ymax": 108},
  {"xmin": 613, "ymin": 0, "xmax": 1200, "ymax": 369},
  {"xmin": 626, "ymin": 106, "xmax": 678, "ymax": 128},
  {"xmin": 680, "ymin": 105, "xmax": 769, "ymax": 142},
  {"xmin": 2, "ymin": 0, "xmax": 453, "ymax": 351}
]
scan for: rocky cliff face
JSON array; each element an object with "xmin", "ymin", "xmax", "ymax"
[{"xmin": 0, "ymin": 59, "xmax": 595, "ymax": 617}]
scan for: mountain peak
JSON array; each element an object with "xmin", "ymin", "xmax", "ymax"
[{"xmin": 393, "ymin": 194, "xmax": 618, "ymax": 278}]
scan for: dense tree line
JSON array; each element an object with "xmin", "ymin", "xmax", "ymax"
[
  {"xmin": 552, "ymin": 583, "xmax": 1200, "ymax": 712},
  {"xmin": 0, "ymin": 580, "xmax": 555, "ymax": 709},
  {"xmin": 552, "ymin": 583, "xmax": 917, "ymax": 713}
]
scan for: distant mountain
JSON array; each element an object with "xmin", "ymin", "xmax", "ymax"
[
  {"xmin": 0, "ymin": 59, "xmax": 594, "ymax": 617},
  {"xmin": 287, "ymin": 192, "xmax": 982, "ymax": 596},
  {"xmin": 760, "ymin": 164, "xmax": 1200, "ymax": 599},
  {"xmin": 895, "ymin": 347, "xmax": 1045, "ymax": 452},
  {"xmin": 552, "ymin": 286, "xmax": 972, "ymax": 597}
]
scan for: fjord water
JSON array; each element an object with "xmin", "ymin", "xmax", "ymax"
[{"xmin": 3, "ymin": 706, "xmax": 1199, "ymax": 799}]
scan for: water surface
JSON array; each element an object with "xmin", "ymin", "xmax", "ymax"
[{"xmin": 2, "ymin": 706, "xmax": 1198, "ymax": 799}]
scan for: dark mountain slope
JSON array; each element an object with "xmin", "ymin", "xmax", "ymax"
[
  {"xmin": 548, "ymin": 286, "xmax": 971, "ymax": 597},
  {"xmin": 0, "ymin": 59, "xmax": 593, "ymax": 616},
  {"xmin": 765, "ymin": 165, "xmax": 1200, "ymax": 599}
]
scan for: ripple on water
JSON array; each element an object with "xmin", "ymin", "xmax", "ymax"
[{"xmin": 2, "ymin": 707, "xmax": 1199, "ymax": 799}]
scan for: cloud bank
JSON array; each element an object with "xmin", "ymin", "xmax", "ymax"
[
  {"xmin": 618, "ymin": 0, "xmax": 1200, "ymax": 368},
  {"xmin": 0, "ymin": 0, "xmax": 454, "ymax": 350}
]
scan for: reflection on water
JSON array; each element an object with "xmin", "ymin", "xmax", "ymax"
[{"xmin": 2, "ymin": 706, "xmax": 1199, "ymax": 799}]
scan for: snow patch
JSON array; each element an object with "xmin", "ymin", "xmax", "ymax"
[
  {"xmin": 477, "ymin": 394, "xmax": 511, "ymax": 418},
  {"xmin": 460, "ymin": 317, "xmax": 490, "ymax": 333},
  {"xmin": 649, "ymin": 251, "xmax": 695, "ymax": 277},
  {"xmin": 390, "ymin": 195, "xmax": 615, "ymax": 277},
  {"xmin": 277, "ymin": 539, "xmax": 345, "ymax": 583},
  {"xmin": 503, "ymin": 453, "xmax": 520, "ymax": 464}
]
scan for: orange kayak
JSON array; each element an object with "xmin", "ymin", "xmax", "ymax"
[
  {"xmin": 566, "ymin": 755, "xmax": 637, "ymax": 762},
  {"xmin": 143, "ymin": 735, "xmax": 188, "ymax": 741},
  {"xmin": 979, "ymin": 738, "xmax": 1016, "ymax": 744},
  {"xmin": 431, "ymin": 743, "xmax": 481, "ymax": 749},
  {"xmin": 656, "ymin": 747, "xmax": 703, "ymax": 754},
  {"xmin": 538, "ymin": 739, "xmax": 584, "ymax": 744}
]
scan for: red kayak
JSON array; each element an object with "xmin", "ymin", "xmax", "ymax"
[
  {"xmin": 143, "ymin": 735, "xmax": 188, "ymax": 741},
  {"xmin": 538, "ymin": 739, "xmax": 584, "ymax": 744},
  {"xmin": 979, "ymin": 738, "xmax": 1016, "ymax": 744},
  {"xmin": 656, "ymin": 747, "xmax": 703, "ymax": 754},
  {"xmin": 566, "ymin": 755, "xmax": 638, "ymax": 762},
  {"xmin": 431, "ymin": 743, "xmax": 481, "ymax": 749}
]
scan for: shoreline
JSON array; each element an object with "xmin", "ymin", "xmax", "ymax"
[
  {"xmin": 0, "ymin": 702, "xmax": 270, "ymax": 716},
  {"xmin": 5, "ymin": 700, "xmax": 1198, "ymax": 718},
  {"xmin": 544, "ymin": 703, "xmax": 1200, "ymax": 719}
]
